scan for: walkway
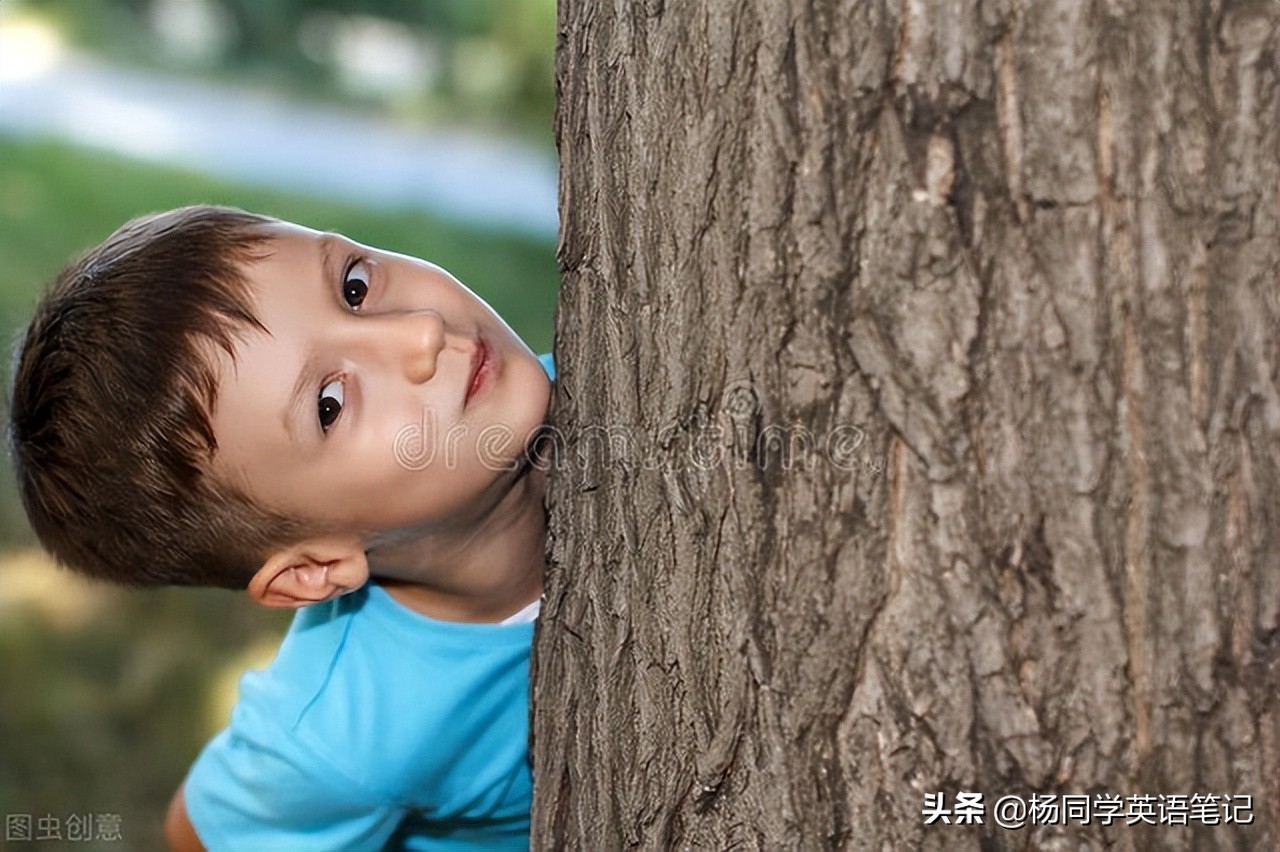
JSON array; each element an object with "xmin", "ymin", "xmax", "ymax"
[{"xmin": 0, "ymin": 53, "xmax": 559, "ymax": 238}]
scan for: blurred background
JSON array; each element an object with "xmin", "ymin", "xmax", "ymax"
[{"xmin": 0, "ymin": 1, "xmax": 558, "ymax": 848}]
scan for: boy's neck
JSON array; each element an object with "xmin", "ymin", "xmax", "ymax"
[{"xmin": 368, "ymin": 463, "xmax": 548, "ymax": 623}]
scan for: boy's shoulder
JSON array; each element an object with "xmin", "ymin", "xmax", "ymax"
[
  {"xmin": 236, "ymin": 583, "xmax": 535, "ymax": 792},
  {"xmin": 247, "ymin": 582, "xmax": 534, "ymax": 715}
]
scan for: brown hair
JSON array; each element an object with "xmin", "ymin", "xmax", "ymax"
[{"xmin": 8, "ymin": 205, "xmax": 304, "ymax": 588}]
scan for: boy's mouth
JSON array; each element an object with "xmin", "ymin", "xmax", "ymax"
[{"xmin": 464, "ymin": 336, "xmax": 492, "ymax": 406}]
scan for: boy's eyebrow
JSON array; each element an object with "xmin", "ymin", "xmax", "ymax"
[
  {"xmin": 284, "ymin": 352, "xmax": 322, "ymax": 445},
  {"xmin": 282, "ymin": 234, "xmax": 339, "ymax": 445},
  {"xmin": 319, "ymin": 233, "xmax": 342, "ymax": 284}
]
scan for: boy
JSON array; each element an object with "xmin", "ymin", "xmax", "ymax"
[{"xmin": 7, "ymin": 205, "xmax": 555, "ymax": 851}]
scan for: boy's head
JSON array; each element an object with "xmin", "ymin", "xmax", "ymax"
[{"xmin": 9, "ymin": 205, "xmax": 551, "ymax": 601}]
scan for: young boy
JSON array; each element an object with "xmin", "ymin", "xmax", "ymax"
[{"xmin": 7, "ymin": 205, "xmax": 555, "ymax": 851}]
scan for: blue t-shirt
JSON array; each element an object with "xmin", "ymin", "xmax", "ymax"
[{"xmin": 184, "ymin": 582, "xmax": 535, "ymax": 852}]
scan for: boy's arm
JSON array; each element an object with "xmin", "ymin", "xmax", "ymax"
[{"xmin": 165, "ymin": 783, "xmax": 205, "ymax": 852}]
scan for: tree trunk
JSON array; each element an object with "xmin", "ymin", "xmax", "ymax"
[{"xmin": 532, "ymin": 1, "xmax": 1279, "ymax": 849}]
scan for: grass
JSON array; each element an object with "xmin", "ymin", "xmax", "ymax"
[{"xmin": 0, "ymin": 134, "xmax": 559, "ymax": 849}]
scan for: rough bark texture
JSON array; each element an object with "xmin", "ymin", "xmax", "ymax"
[{"xmin": 532, "ymin": 1, "xmax": 1279, "ymax": 849}]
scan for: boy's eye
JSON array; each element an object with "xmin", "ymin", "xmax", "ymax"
[
  {"xmin": 343, "ymin": 259, "xmax": 370, "ymax": 309},
  {"xmin": 318, "ymin": 379, "xmax": 344, "ymax": 432}
]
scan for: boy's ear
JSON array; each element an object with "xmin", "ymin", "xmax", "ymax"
[{"xmin": 247, "ymin": 537, "xmax": 369, "ymax": 609}]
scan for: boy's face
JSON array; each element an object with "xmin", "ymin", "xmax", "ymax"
[{"xmin": 209, "ymin": 222, "xmax": 551, "ymax": 539}]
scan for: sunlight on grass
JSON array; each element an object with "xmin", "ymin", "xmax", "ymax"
[
  {"xmin": 0, "ymin": 14, "xmax": 65, "ymax": 83},
  {"xmin": 206, "ymin": 636, "xmax": 283, "ymax": 739},
  {"xmin": 0, "ymin": 549, "xmax": 122, "ymax": 632}
]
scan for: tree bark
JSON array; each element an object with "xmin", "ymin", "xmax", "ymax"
[{"xmin": 532, "ymin": 1, "xmax": 1279, "ymax": 849}]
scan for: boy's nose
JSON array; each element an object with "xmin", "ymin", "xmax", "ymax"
[{"xmin": 384, "ymin": 310, "xmax": 445, "ymax": 384}]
